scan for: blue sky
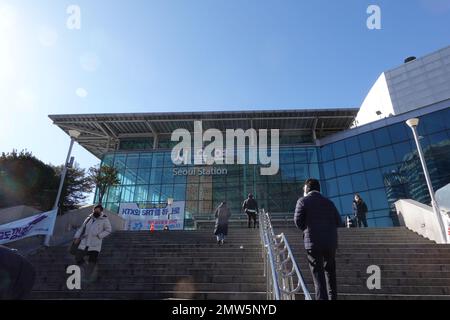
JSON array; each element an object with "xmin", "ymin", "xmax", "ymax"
[{"xmin": 1, "ymin": 0, "xmax": 450, "ymax": 176}]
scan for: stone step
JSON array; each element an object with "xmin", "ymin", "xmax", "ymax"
[
  {"xmin": 30, "ymin": 290, "xmax": 267, "ymax": 300},
  {"xmin": 33, "ymin": 282, "xmax": 267, "ymax": 292}
]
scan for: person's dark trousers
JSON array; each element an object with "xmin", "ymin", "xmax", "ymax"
[
  {"xmin": 247, "ymin": 212, "xmax": 257, "ymax": 228},
  {"xmin": 356, "ymin": 215, "xmax": 368, "ymax": 228},
  {"xmin": 75, "ymin": 247, "xmax": 99, "ymax": 277},
  {"xmin": 306, "ymin": 248, "xmax": 338, "ymax": 300}
]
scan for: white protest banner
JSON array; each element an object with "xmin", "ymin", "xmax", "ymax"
[
  {"xmin": 119, "ymin": 202, "xmax": 185, "ymax": 231},
  {"xmin": 0, "ymin": 210, "xmax": 57, "ymax": 245}
]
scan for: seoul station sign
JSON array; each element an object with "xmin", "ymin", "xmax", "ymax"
[{"xmin": 173, "ymin": 167, "xmax": 228, "ymax": 177}]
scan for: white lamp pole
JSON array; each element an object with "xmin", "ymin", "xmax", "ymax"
[
  {"xmin": 406, "ymin": 118, "xmax": 447, "ymax": 243},
  {"xmin": 44, "ymin": 130, "xmax": 81, "ymax": 246},
  {"xmin": 165, "ymin": 197, "xmax": 174, "ymax": 230}
]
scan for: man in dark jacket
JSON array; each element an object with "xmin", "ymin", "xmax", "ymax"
[
  {"xmin": 0, "ymin": 245, "xmax": 36, "ymax": 299},
  {"xmin": 294, "ymin": 179, "xmax": 342, "ymax": 300},
  {"xmin": 353, "ymin": 194, "xmax": 368, "ymax": 228},
  {"xmin": 242, "ymin": 194, "xmax": 259, "ymax": 228}
]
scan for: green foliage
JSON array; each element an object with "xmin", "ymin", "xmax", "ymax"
[
  {"xmin": 0, "ymin": 149, "xmax": 94, "ymax": 214},
  {"xmin": 0, "ymin": 149, "xmax": 58, "ymax": 211},
  {"xmin": 52, "ymin": 163, "xmax": 94, "ymax": 213}
]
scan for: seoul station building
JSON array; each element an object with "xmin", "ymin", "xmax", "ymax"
[{"xmin": 50, "ymin": 46, "xmax": 450, "ymax": 229}]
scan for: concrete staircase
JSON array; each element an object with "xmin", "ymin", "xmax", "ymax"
[
  {"xmin": 27, "ymin": 220, "xmax": 450, "ymax": 300},
  {"xmin": 28, "ymin": 228, "xmax": 266, "ymax": 300},
  {"xmin": 272, "ymin": 224, "xmax": 450, "ymax": 300}
]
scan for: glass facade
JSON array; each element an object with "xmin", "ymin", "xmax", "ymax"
[{"xmin": 96, "ymin": 107, "xmax": 450, "ymax": 229}]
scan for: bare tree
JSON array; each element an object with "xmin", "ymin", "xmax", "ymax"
[{"xmin": 88, "ymin": 165, "xmax": 120, "ymax": 205}]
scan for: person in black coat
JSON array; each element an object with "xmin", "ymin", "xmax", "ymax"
[
  {"xmin": 0, "ymin": 245, "xmax": 36, "ymax": 300},
  {"xmin": 353, "ymin": 194, "xmax": 369, "ymax": 228},
  {"xmin": 242, "ymin": 194, "xmax": 259, "ymax": 228},
  {"xmin": 294, "ymin": 179, "xmax": 342, "ymax": 300}
]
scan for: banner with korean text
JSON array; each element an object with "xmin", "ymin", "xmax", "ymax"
[
  {"xmin": 0, "ymin": 210, "xmax": 57, "ymax": 245},
  {"xmin": 118, "ymin": 202, "xmax": 185, "ymax": 231}
]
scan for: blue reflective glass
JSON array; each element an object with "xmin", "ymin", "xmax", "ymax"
[
  {"xmin": 148, "ymin": 185, "xmax": 160, "ymax": 203},
  {"xmin": 126, "ymin": 154, "xmax": 140, "ymax": 169},
  {"xmin": 139, "ymin": 153, "xmax": 153, "ymax": 168},
  {"xmin": 160, "ymin": 185, "xmax": 174, "ymax": 200},
  {"xmin": 365, "ymin": 169, "xmax": 384, "ymax": 189},
  {"xmin": 114, "ymin": 154, "xmax": 127, "ymax": 170},
  {"xmin": 281, "ymin": 164, "xmax": 296, "ymax": 181},
  {"xmin": 374, "ymin": 217, "xmax": 394, "ymax": 227},
  {"xmin": 335, "ymin": 157, "xmax": 350, "ymax": 177},
  {"xmin": 373, "ymin": 128, "xmax": 391, "ymax": 147},
  {"xmin": 427, "ymin": 131, "xmax": 449, "ymax": 146},
  {"xmin": 162, "ymin": 167, "xmax": 175, "ymax": 184},
  {"xmin": 134, "ymin": 185, "xmax": 148, "ymax": 202},
  {"xmin": 292, "ymin": 149, "xmax": 309, "ymax": 163},
  {"xmin": 321, "ymin": 145, "xmax": 334, "ymax": 162},
  {"xmin": 150, "ymin": 168, "xmax": 163, "ymax": 184},
  {"xmin": 351, "ymin": 172, "xmax": 368, "ymax": 192},
  {"xmin": 369, "ymin": 188, "xmax": 389, "ymax": 210},
  {"xmin": 393, "ymin": 141, "xmax": 413, "ymax": 163},
  {"xmin": 102, "ymin": 154, "xmax": 114, "ymax": 166},
  {"xmin": 330, "ymin": 197, "xmax": 342, "ymax": 213},
  {"xmin": 358, "ymin": 132, "xmax": 375, "ymax": 151},
  {"xmin": 137, "ymin": 169, "xmax": 151, "ymax": 184},
  {"xmin": 339, "ymin": 194, "xmax": 354, "ymax": 215},
  {"xmin": 326, "ymin": 179, "xmax": 339, "ymax": 197},
  {"xmin": 280, "ymin": 148, "xmax": 294, "ymax": 164},
  {"xmin": 123, "ymin": 169, "xmax": 137, "ymax": 185},
  {"xmin": 337, "ymin": 176, "xmax": 352, "ymax": 195},
  {"xmin": 388, "ymin": 123, "xmax": 409, "ymax": 144},
  {"xmin": 362, "ymin": 150, "xmax": 379, "ymax": 170},
  {"xmin": 323, "ymin": 161, "xmax": 336, "ymax": 179},
  {"xmin": 377, "ymin": 145, "xmax": 396, "ymax": 166},
  {"xmin": 294, "ymin": 164, "xmax": 309, "ymax": 181},
  {"xmin": 422, "ymin": 111, "xmax": 447, "ymax": 135},
  {"xmin": 152, "ymin": 153, "xmax": 165, "ymax": 167},
  {"xmin": 173, "ymin": 184, "xmax": 186, "ymax": 201},
  {"xmin": 348, "ymin": 154, "xmax": 364, "ymax": 173},
  {"xmin": 344, "ymin": 136, "xmax": 361, "ymax": 155},
  {"xmin": 332, "ymin": 140, "xmax": 347, "ymax": 159},
  {"xmin": 121, "ymin": 185, "xmax": 136, "ymax": 202},
  {"xmin": 309, "ymin": 164, "xmax": 320, "ymax": 180}
]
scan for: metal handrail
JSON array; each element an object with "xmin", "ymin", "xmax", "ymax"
[
  {"xmin": 259, "ymin": 209, "xmax": 312, "ymax": 300},
  {"xmin": 259, "ymin": 210, "xmax": 281, "ymax": 300}
]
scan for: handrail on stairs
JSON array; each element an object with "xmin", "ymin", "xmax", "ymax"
[{"xmin": 259, "ymin": 209, "xmax": 312, "ymax": 300}]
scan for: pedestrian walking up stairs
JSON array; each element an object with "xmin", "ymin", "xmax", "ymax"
[
  {"xmin": 28, "ymin": 228, "xmax": 266, "ymax": 300},
  {"xmin": 270, "ymin": 221, "xmax": 450, "ymax": 300}
]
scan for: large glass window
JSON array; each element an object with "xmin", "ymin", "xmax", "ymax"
[
  {"xmin": 358, "ymin": 132, "xmax": 375, "ymax": 151},
  {"xmin": 373, "ymin": 128, "xmax": 391, "ymax": 148},
  {"xmin": 344, "ymin": 136, "xmax": 361, "ymax": 155},
  {"xmin": 377, "ymin": 146, "xmax": 396, "ymax": 166},
  {"xmin": 362, "ymin": 150, "xmax": 379, "ymax": 170},
  {"xmin": 388, "ymin": 123, "xmax": 409, "ymax": 144},
  {"xmin": 365, "ymin": 169, "xmax": 384, "ymax": 189},
  {"xmin": 335, "ymin": 157, "xmax": 350, "ymax": 177},
  {"xmin": 351, "ymin": 172, "xmax": 368, "ymax": 192},
  {"xmin": 348, "ymin": 154, "xmax": 364, "ymax": 174},
  {"xmin": 323, "ymin": 161, "xmax": 336, "ymax": 179},
  {"xmin": 332, "ymin": 140, "xmax": 347, "ymax": 159}
]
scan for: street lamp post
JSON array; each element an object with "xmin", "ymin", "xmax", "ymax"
[
  {"xmin": 44, "ymin": 130, "xmax": 81, "ymax": 246},
  {"xmin": 406, "ymin": 118, "xmax": 447, "ymax": 243},
  {"xmin": 165, "ymin": 197, "xmax": 174, "ymax": 231}
]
